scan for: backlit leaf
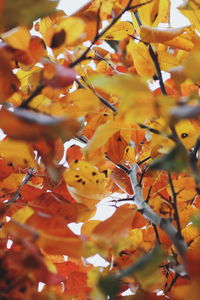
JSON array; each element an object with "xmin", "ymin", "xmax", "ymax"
[
  {"xmin": 63, "ymin": 160, "xmax": 108, "ymax": 206},
  {"xmin": 140, "ymin": 25, "xmax": 186, "ymax": 43},
  {"xmin": 0, "ymin": 139, "xmax": 37, "ymax": 168},
  {"xmin": 92, "ymin": 204, "xmax": 136, "ymax": 242},
  {"xmin": 103, "ymin": 21, "xmax": 134, "ymax": 40},
  {"xmin": 127, "ymin": 40, "xmax": 155, "ymax": 78},
  {"xmin": 1, "ymin": 26, "xmax": 30, "ymax": 50},
  {"xmin": 56, "ymin": 17, "xmax": 85, "ymax": 46}
]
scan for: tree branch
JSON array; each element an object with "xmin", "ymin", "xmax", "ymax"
[
  {"xmin": 133, "ymin": 11, "xmax": 167, "ymax": 95},
  {"xmin": 168, "ymin": 172, "xmax": 183, "ymax": 239},
  {"xmin": 19, "ymin": 84, "xmax": 45, "ymax": 109},
  {"xmin": 129, "ymin": 164, "xmax": 187, "ymax": 260},
  {"xmin": 7, "ymin": 168, "xmax": 34, "ymax": 205},
  {"xmin": 69, "ymin": 0, "xmax": 152, "ymax": 68}
]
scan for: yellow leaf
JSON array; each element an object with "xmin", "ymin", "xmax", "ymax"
[
  {"xmin": 127, "ymin": 41, "xmax": 155, "ymax": 78},
  {"xmin": 84, "ymin": 120, "xmax": 119, "ymax": 160},
  {"xmin": 179, "ymin": 8, "xmax": 200, "ymax": 31},
  {"xmin": 0, "ymin": 173, "xmax": 25, "ymax": 193},
  {"xmin": 90, "ymin": 74, "xmax": 155, "ymax": 123},
  {"xmin": 63, "ymin": 160, "xmax": 108, "ymax": 205},
  {"xmin": 0, "ymin": 139, "xmax": 37, "ymax": 168},
  {"xmin": 133, "ymin": 0, "xmax": 170, "ymax": 33},
  {"xmin": 175, "ymin": 119, "xmax": 199, "ymax": 150},
  {"xmin": 140, "ymin": 25, "xmax": 186, "ymax": 43},
  {"xmin": 67, "ymin": 89, "xmax": 100, "ymax": 113},
  {"xmin": 12, "ymin": 206, "xmax": 34, "ymax": 223},
  {"xmin": 90, "ymin": 73, "xmax": 149, "ymax": 99},
  {"xmin": 158, "ymin": 50, "xmax": 180, "ymax": 71},
  {"xmin": 184, "ymin": 52, "xmax": 200, "ymax": 82},
  {"xmin": 1, "ymin": 26, "xmax": 30, "ymax": 50},
  {"xmin": 152, "ymin": 0, "xmax": 170, "ymax": 27},
  {"xmin": 102, "ymin": 21, "xmax": 134, "ymax": 40},
  {"xmin": 164, "ymin": 35, "xmax": 194, "ymax": 51},
  {"xmin": 39, "ymin": 16, "xmax": 54, "ymax": 46},
  {"xmin": 57, "ymin": 16, "xmax": 85, "ymax": 46},
  {"xmin": 182, "ymin": 224, "xmax": 200, "ymax": 244}
]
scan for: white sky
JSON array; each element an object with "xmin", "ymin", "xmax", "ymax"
[{"xmin": 57, "ymin": 0, "xmax": 190, "ymax": 27}]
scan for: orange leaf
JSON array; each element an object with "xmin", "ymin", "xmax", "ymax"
[
  {"xmin": 0, "ymin": 108, "xmax": 81, "ymax": 142},
  {"xmin": 92, "ymin": 204, "xmax": 136, "ymax": 242},
  {"xmin": 66, "ymin": 144, "xmax": 83, "ymax": 163}
]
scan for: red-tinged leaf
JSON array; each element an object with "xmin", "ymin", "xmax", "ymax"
[
  {"xmin": 27, "ymin": 212, "xmax": 76, "ymax": 237},
  {"xmin": 52, "ymin": 180, "xmax": 76, "ymax": 203},
  {"xmin": 66, "ymin": 144, "xmax": 83, "ymax": 164},
  {"xmin": 26, "ymin": 213, "xmax": 83, "ymax": 257},
  {"xmin": 20, "ymin": 184, "xmax": 45, "ymax": 201},
  {"xmin": 42, "ymin": 59, "xmax": 76, "ymax": 88},
  {"xmin": 65, "ymin": 271, "xmax": 91, "ymax": 297},
  {"xmin": 132, "ymin": 211, "xmax": 147, "ymax": 229},
  {"xmin": 56, "ymin": 261, "xmax": 80, "ymax": 277},
  {"xmin": 110, "ymin": 168, "xmax": 133, "ymax": 195},
  {"xmin": 27, "ymin": 193, "xmax": 78, "ymax": 223},
  {"xmin": 106, "ymin": 132, "xmax": 128, "ymax": 165},
  {"xmin": 185, "ymin": 248, "xmax": 200, "ymax": 278}
]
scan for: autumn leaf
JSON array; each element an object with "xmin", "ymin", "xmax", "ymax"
[
  {"xmin": 140, "ymin": 25, "xmax": 187, "ymax": 43},
  {"xmin": 0, "ymin": 138, "xmax": 37, "ymax": 168},
  {"xmin": 0, "ymin": 108, "xmax": 81, "ymax": 142}
]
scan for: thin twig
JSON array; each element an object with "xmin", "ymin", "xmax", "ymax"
[
  {"xmin": 80, "ymin": 77, "xmax": 118, "ymax": 113},
  {"xmin": 152, "ymin": 224, "xmax": 161, "ymax": 245},
  {"xmin": 69, "ymin": 0, "xmax": 152, "ymax": 68},
  {"xmin": 168, "ymin": 172, "xmax": 183, "ymax": 239},
  {"xmin": 19, "ymin": 84, "xmax": 45, "ymax": 108},
  {"xmin": 166, "ymin": 273, "xmax": 180, "ymax": 293},
  {"xmin": 133, "ymin": 11, "xmax": 167, "ymax": 95},
  {"xmin": 7, "ymin": 169, "xmax": 34, "ymax": 205}
]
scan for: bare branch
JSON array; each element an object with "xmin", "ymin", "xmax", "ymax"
[
  {"xmin": 168, "ymin": 172, "xmax": 183, "ymax": 238},
  {"xmin": 129, "ymin": 164, "xmax": 187, "ymax": 260}
]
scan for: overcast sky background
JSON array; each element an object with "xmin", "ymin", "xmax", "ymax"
[{"xmin": 57, "ymin": 0, "xmax": 190, "ymax": 26}]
